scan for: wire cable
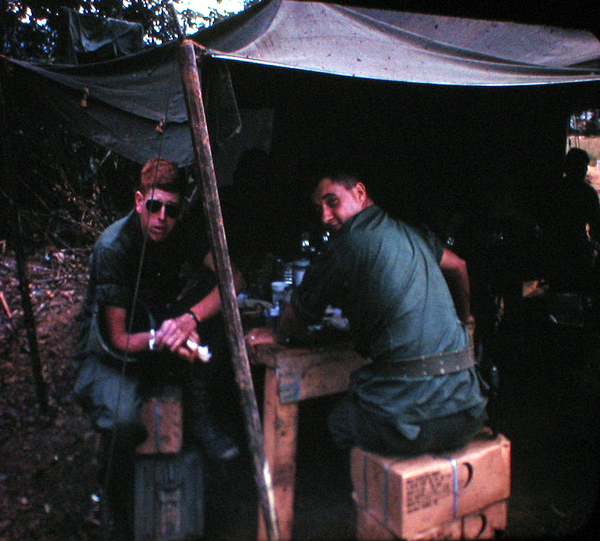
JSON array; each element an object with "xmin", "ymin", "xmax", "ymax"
[{"xmin": 99, "ymin": 22, "xmax": 183, "ymax": 523}]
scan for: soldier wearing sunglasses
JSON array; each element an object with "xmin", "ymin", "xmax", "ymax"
[{"xmin": 74, "ymin": 157, "xmax": 245, "ymax": 538}]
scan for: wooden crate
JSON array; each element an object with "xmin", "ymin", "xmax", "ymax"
[
  {"xmin": 351, "ymin": 431, "xmax": 510, "ymax": 539},
  {"xmin": 136, "ymin": 385, "xmax": 183, "ymax": 455},
  {"xmin": 356, "ymin": 499, "xmax": 508, "ymax": 540}
]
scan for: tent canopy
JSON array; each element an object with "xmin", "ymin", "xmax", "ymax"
[
  {"xmin": 197, "ymin": 0, "xmax": 600, "ymax": 85},
  {"xmin": 2, "ymin": 0, "xmax": 600, "ymax": 166}
]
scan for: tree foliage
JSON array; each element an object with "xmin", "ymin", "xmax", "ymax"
[
  {"xmin": 1, "ymin": 0, "xmax": 254, "ymax": 61},
  {"xmin": 0, "ymin": 0, "xmax": 254, "ymax": 250},
  {"xmin": 3, "ymin": 0, "xmax": 174, "ymax": 60},
  {"xmin": 1, "ymin": 83, "xmax": 140, "ymax": 249}
]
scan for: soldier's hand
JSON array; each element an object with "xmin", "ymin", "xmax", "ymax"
[
  {"xmin": 245, "ymin": 327, "xmax": 278, "ymax": 355},
  {"xmin": 156, "ymin": 315, "xmax": 198, "ymax": 352}
]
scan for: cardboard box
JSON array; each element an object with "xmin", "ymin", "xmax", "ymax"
[
  {"xmin": 356, "ymin": 500, "xmax": 508, "ymax": 540},
  {"xmin": 351, "ymin": 431, "xmax": 510, "ymax": 539},
  {"xmin": 462, "ymin": 500, "xmax": 508, "ymax": 540},
  {"xmin": 356, "ymin": 505, "xmax": 398, "ymax": 540}
]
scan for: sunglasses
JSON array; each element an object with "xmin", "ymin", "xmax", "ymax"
[{"xmin": 145, "ymin": 199, "xmax": 181, "ymax": 219}]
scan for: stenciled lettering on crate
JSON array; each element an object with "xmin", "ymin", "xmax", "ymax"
[
  {"xmin": 406, "ymin": 469, "xmax": 455, "ymax": 513},
  {"xmin": 351, "ymin": 430, "xmax": 511, "ymax": 540}
]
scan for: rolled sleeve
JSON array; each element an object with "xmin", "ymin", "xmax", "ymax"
[{"xmin": 92, "ymin": 245, "xmax": 136, "ymax": 308}]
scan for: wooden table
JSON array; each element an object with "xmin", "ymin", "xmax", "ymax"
[{"xmin": 251, "ymin": 343, "xmax": 370, "ymax": 541}]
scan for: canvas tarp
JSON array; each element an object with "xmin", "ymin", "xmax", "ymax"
[
  {"xmin": 3, "ymin": 0, "xmax": 600, "ymax": 166},
  {"xmin": 63, "ymin": 7, "xmax": 144, "ymax": 60},
  {"xmin": 2, "ymin": 43, "xmax": 196, "ymax": 166},
  {"xmin": 197, "ymin": 0, "xmax": 600, "ymax": 85}
]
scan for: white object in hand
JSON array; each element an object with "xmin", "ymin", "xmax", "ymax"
[{"xmin": 186, "ymin": 339, "xmax": 212, "ymax": 362}]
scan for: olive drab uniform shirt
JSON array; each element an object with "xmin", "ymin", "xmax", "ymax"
[
  {"xmin": 293, "ymin": 205, "xmax": 487, "ymax": 439},
  {"xmin": 74, "ymin": 210, "xmax": 212, "ymax": 368},
  {"xmin": 72, "ymin": 209, "xmax": 215, "ymax": 429}
]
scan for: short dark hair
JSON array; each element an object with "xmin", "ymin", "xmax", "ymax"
[
  {"xmin": 564, "ymin": 148, "xmax": 590, "ymax": 181},
  {"xmin": 139, "ymin": 157, "xmax": 187, "ymax": 195},
  {"xmin": 326, "ymin": 173, "xmax": 361, "ymax": 190},
  {"xmin": 313, "ymin": 163, "xmax": 368, "ymax": 188},
  {"xmin": 565, "ymin": 148, "xmax": 590, "ymax": 168}
]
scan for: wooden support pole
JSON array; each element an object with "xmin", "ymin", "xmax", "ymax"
[
  {"xmin": 0, "ymin": 64, "xmax": 48, "ymax": 414},
  {"xmin": 178, "ymin": 40, "xmax": 280, "ymax": 541},
  {"xmin": 13, "ymin": 214, "xmax": 49, "ymax": 414}
]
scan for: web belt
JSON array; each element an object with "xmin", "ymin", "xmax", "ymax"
[{"xmin": 373, "ymin": 346, "xmax": 475, "ymax": 378}]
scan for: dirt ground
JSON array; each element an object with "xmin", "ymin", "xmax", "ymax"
[{"xmin": 1, "ymin": 248, "xmax": 600, "ymax": 540}]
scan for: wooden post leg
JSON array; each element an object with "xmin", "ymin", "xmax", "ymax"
[{"xmin": 258, "ymin": 369, "xmax": 299, "ymax": 541}]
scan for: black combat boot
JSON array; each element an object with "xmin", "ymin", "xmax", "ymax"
[{"xmin": 186, "ymin": 377, "xmax": 240, "ymax": 460}]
